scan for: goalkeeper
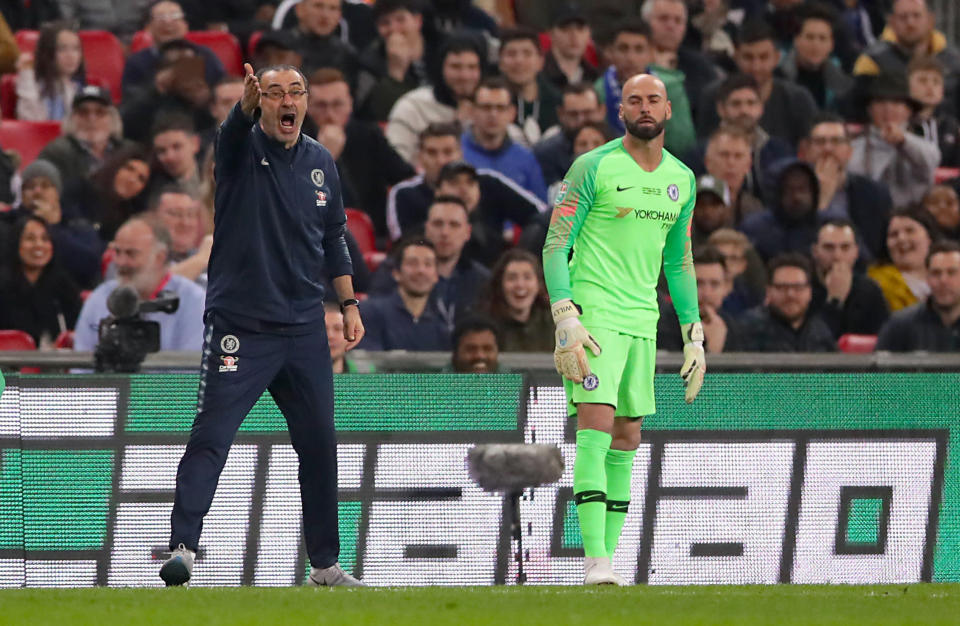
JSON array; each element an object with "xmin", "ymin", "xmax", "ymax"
[{"xmin": 542, "ymin": 74, "xmax": 705, "ymax": 585}]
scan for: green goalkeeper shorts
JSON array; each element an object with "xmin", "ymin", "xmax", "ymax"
[{"xmin": 564, "ymin": 326, "xmax": 656, "ymax": 418}]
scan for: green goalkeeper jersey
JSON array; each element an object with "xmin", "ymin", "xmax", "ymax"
[{"xmin": 543, "ymin": 138, "xmax": 700, "ymax": 340}]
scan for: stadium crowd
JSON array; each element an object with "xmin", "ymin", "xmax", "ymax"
[{"xmin": 0, "ymin": 0, "xmax": 959, "ymax": 362}]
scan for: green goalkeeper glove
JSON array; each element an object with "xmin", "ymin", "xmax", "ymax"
[
  {"xmin": 680, "ymin": 322, "xmax": 705, "ymax": 403},
  {"xmin": 552, "ymin": 299, "xmax": 601, "ymax": 383}
]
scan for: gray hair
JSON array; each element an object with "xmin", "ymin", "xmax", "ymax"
[{"xmin": 641, "ymin": 0, "xmax": 687, "ymax": 20}]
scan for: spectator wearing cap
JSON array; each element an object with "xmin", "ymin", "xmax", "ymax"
[
  {"xmin": 14, "ymin": 21, "xmax": 86, "ymax": 122},
  {"xmin": 697, "ymin": 20, "xmax": 818, "ymax": 148},
  {"xmin": 642, "ymin": 0, "xmax": 720, "ymax": 125},
  {"xmin": 741, "ymin": 253, "xmax": 838, "ymax": 352},
  {"xmin": 121, "ymin": 39, "xmax": 217, "ymax": 146},
  {"xmin": 542, "ymin": 5, "xmax": 599, "ymax": 91},
  {"xmin": 386, "ymin": 36, "xmax": 484, "ymax": 164},
  {"xmin": 868, "ymin": 207, "xmax": 939, "ymax": 312},
  {"xmin": 38, "ymin": 85, "xmax": 138, "ymax": 209},
  {"xmin": 852, "ymin": 0, "xmax": 960, "ymax": 120},
  {"xmin": 740, "ymin": 159, "xmax": 821, "ymax": 262},
  {"xmin": 798, "ymin": 112, "xmax": 892, "ymax": 261},
  {"xmin": 533, "ymin": 83, "xmax": 604, "ymax": 188},
  {"xmin": 877, "ymin": 240, "xmax": 960, "ymax": 351},
  {"xmin": 596, "ymin": 18, "xmax": 697, "ymax": 157},
  {"xmin": 73, "ymin": 217, "xmax": 205, "ymax": 352},
  {"xmin": 908, "ymin": 56, "xmax": 960, "ymax": 168},
  {"xmin": 355, "ymin": 0, "xmax": 440, "ymax": 123},
  {"xmin": 497, "ymin": 27, "xmax": 562, "ymax": 145},
  {"xmin": 6, "ymin": 159, "xmax": 102, "ymax": 289},
  {"xmin": 307, "ymin": 68, "xmax": 415, "ymax": 241},
  {"xmin": 449, "ymin": 315, "xmax": 502, "ymax": 373},
  {"xmin": 356, "ymin": 237, "xmax": 451, "ymax": 351},
  {"xmin": 810, "ymin": 219, "xmax": 889, "ymax": 338},
  {"xmin": 461, "ymin": 76, "xmax": 548, "ymax": 201},
  {"xmin": 284, "ymin": 0, "xmax": 361, "ymax": 79},
  {"xmin": 370, "ymin": 195, "xmax": 489, "ymax": 327},
  {"xmin": 388, "ymin": 123, "xmax": 545, "ymax": 242},
  {"xmin": 848, "ymin": 74, "xmax": 941, "ymax": 209},
  {"xmin": 121, "ymin": 1, "xmax": 226, "ymax": 101},
  {"xmin": 777, "ymin": 3, "xmax": 854, "ymax": 114},
  {"xmin": 658, "ymin": 246, "xmax": 745, "ymax": 353},
  {"xmin": 0, "ymin": 214, "xmax": 83, "ymax": 348}
]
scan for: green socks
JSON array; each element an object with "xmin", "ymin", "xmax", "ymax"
[
  {"xmin": 573, "ymin": 429, "xmax": 612, "ymax": 558},
  {"xmin": 604, "ymin": 447, "xmax": 636, "ymax": 557}
]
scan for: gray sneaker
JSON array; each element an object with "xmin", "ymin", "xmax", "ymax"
[
  {"xmin": 160, "ymin": 543, "xmax": 195, "ymax": 587},
  {"xmin": 307, "ymin": 562, "xmax": 365, "ymax": 587}
]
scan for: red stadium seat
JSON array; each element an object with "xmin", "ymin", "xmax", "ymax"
[
  {"xmin": 0, "ymin": 329, "xmax": 37, "ymax": 350},
  {"xmin": 837, "ymin": 333, "xmax": 878, "ymax": 353},
  {"xmin": 345, "ymin": 208, "xmax": 387, "ymax": 272},
  {"xmin": 935, "ymin": 167, "xmax": 960, "ymax": 184},
  {"xmin": 346, "ymin": 208, "xmax": 376, "ymax": 253},
  {"xmin": 54, "ymin": 330, "xmax": 74, "ymax": 349},
  {"xmin": 78, "ymin": 31, "xmax": 125, "ymax": 103},
  {"xmin": 14, "ymin": 30, "xmax": 39, "ymax": 54},
  {"xmin": 130, "ymin": 30, "xmax": 245, "ymax": 76},
  {"xmin": 130, "ymin": 30, "xmax": 152, "ymax": 52},
  {"xmin": 1, "ymin": 74, "xmax": 16, "ymax": 120},
  {"xmin": 248, "ymin": 30, "xmax": 263, "ymax": 57},
  {"xmin": 0, "ymin": 120, "xmax": 62, "ymax": 170}
]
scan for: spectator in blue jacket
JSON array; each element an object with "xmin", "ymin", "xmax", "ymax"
[
  {"xmin": 461, "ymin": 76, "xmax": 547, "ymax": 201},
  {"xmin": 358, "ymin": 237, "xmax": 451, "ymax": 351}
]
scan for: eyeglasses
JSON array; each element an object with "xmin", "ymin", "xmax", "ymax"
[{"xmin": 262, "ymin": 89, "xmax": 307, "ymax": 100}]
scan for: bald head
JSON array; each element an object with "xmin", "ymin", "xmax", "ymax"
[
  {"xmin": 622, "ymin": 73, "xmax": 668, "ymax": 98},
  {"xmin": 620, "ymin": 74, "xmax": 671, "ymax": 141}
]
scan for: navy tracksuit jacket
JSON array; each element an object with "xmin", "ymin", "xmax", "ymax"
[{"xmin": 169, "ymin": 102, "xmax": 353, "ymax": 571}]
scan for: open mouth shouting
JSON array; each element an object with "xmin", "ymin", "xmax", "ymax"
[{"xmin": 279, "ymin": 111, "xmax": 298, "ymax": 134}]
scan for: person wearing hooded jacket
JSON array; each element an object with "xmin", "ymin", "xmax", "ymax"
[{"xmin": 740, "ymin": 159, "xmax": 823, "ymax": 263}]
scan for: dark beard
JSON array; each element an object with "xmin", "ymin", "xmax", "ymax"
[{"xmin": 624, "ymin": 116, "xmax": 665, "ymax": 140}]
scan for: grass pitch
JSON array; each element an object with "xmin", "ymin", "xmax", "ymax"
[{"xmin": 1, "ymin": 585, "xmax": 958, "ymax": 625}]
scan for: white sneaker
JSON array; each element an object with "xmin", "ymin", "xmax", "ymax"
[
  {"xmin": 307, "ymin": 562, "xmax": 365, "ymax": 587},
  {"xmin": 610, "ymin": 570, "xmax": 628, "ymax": 586},
  {"xmin": 159, "ymin": 543, "xmax": 195, "ymax": 587},
  {"xmin": 583, "ymin": 556, "xmax": 619, "ymax": 585}
]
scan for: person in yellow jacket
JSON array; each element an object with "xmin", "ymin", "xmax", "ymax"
[{"xmin": 868, "ymin": 207, "xmax": 939, "ymax": 312}]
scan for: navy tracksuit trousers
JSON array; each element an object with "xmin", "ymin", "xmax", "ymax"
[{"xmin": 169, "ymin": 313, "xmax": 339, "ymax": 569}]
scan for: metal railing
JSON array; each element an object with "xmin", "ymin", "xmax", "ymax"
[{"xmin": 1, "ymin": 350, "xmax": 959, "ymax": 373}]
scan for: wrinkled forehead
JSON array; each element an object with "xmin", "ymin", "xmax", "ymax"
[{"xmin": 261, "ymin": 70, "xmax": 306, "ymax": 90}]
